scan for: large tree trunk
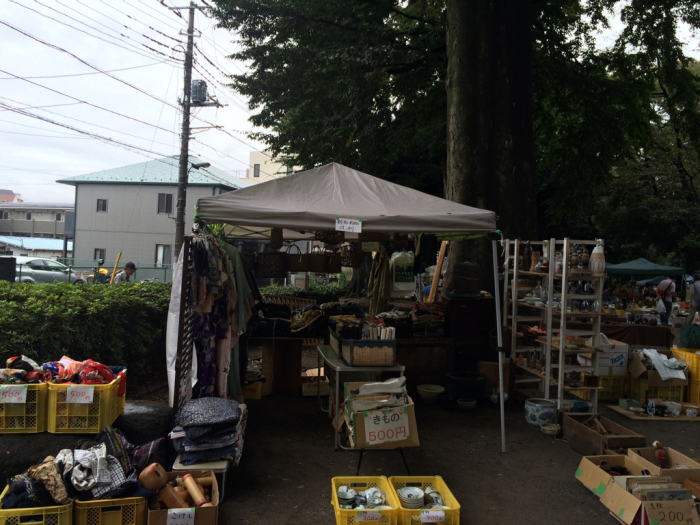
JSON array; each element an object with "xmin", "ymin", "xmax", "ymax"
[{"xmin": 444, "ymin": 0, "xmax": 538, "ymax": 293}]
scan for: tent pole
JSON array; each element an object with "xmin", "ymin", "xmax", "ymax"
[{"xmin": 491, "ymin": 238, "xmax": 506, "ymax": 453}]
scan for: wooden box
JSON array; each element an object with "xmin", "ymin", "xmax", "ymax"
[{"xmin": 563, "ymin": 414, "xmax": 645, "ymax": 455}]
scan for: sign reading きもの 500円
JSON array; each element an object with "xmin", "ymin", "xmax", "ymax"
[
  {"xmin": 0, "ymin": 384, "xmax": 28, "ymax": 404},
  {"xmin": 364, "ymin": 406, "xmax": 409, "ymax": 445},
  {"xmin": 335, "ymin": 217, "xmax": 362, "ymax": 233},
  {"xmin": 166, "ymin": 508, "xmax": 195, "ymax": 525},
  {"xmin": 67, "ymin": 385, "xmax": 94, "ymax": 404}
]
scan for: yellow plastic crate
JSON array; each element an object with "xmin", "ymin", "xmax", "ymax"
[
  {"xmin": 630, "ymin": 377, "xmax": 684, "ymax": 403},
  {"xmin": 74, "ymin": 497, "xmax": 146, "ymax": 525},
  {"xmin": 0, "ymin": 486, "xmax": 72, "ymax": 525},
  {"xmin": 0, "ymin": 383, "xmax": 47, "ymax": 433},
  {"xmin": 689, "ymin": 380, "xmax": 700, "ymax": 405},
  {"xmin": 571, "ymin": 374, "xmax": 626, "ymax": 402},
  {"xmin": 110, "ymin": 371, "xmax": 127, "ymax": 423},
  {"xmin": 672, "ymin": 348, "xmax": 700, "ymax": 380},
  {"xmin": 47, "ymin": 375, "xmax": 122, "ymax": 434},
  {"xmin": 388, "ymin": 476, "xmax": 461, "ymax": 525},
  {"xmin": 331, "ymin": 476, "xmax": 399, "ymax": 525}
]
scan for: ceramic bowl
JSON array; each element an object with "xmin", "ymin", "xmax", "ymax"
[
  {"xmin": 417, "ymin": 385, "xmax": 445, "ymax": 403},
  {"xmin": 540, "ymin": 423, "xmax": 560, "ymax": 437},
  {"xmin": 524, "ymin": 398, "xmax": 557, "ymax": 429},
  {"xmin": 687, "ymin": 408, "xmax": 698, "ymax": 418},
  {"xmin": 456, "ymin": 398, "xmax": 477, "ymax": 411}
]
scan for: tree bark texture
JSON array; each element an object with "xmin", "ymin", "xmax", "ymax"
[{"xmin": 444, "ymin": 0, "xmax": 538, "ymax": 292}]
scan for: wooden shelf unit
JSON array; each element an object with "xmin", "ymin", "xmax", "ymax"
[{"xmin": 502, "ymin": 237, "xmax": 607, "ymax": 410}]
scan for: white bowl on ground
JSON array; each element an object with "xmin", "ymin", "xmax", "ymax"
[{"xmin": 417, "ymin": 385, "xmax": 445, "ymax": 403}]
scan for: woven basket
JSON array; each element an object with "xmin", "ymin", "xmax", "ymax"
[
  {"xmin": 340, "ymin": 244, "xmax": 365, "ymax": 268},
  {"xmin": 308, "ymin": 245, "xmax": 327, "ymax": 273},
  {"xmin": 330, "ymin": 329, "xmax": 396, "ymax": 366},
  {"xmin": 315, "ymin": 230, "xmax": 345, "ymax": 245},
  {"xmin": 285, "ymin": 245, "xmax": 308, "ymax": 272},
  {"xmin": 269, "ymin": 228, "xmax": 283, "ymax": 249},
  {"xmin": 326, "ymin": 249, "xmax": 342, "ymax": 273}
]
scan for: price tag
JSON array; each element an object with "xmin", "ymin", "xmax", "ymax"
[
  {"xmin": 364, "ymin": 406, "xmax": 410, "ymax": 446},
  {"xmin": 166, "ymin": 508, "xmax": 195, "ymax": 525},
  {"xmin": 421, "ymin": 510, "xmax": 446, "ymax": 522},
  {"xmin": 355, "ymin": 509, "xmax": 380, "ymax": 522},
  {"xmin": 67, "ymin": 385, "xmax": 94, "ymax": 404},
  {"xmin": 0, "ymin": 385, "xmax": 27, "ymax": 404},
  {"xmin": 335, "ymin": 217, "xmax": 362, "ymax": 233}
]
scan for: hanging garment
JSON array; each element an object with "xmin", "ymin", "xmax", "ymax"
[
  {"xmin": 194, "ymin": 313, "xmax": 217, "ymax": 398},
  {"xmin": 413, "ymin": 234, "xmax": 438, "ymax": 275},
  {"xmin": 368, "ymin": 247, "xmax": 392, "ymax": 316},
  {"xmin": 219, "ymin": 240, "xmax": 260, "ymax": 334}
]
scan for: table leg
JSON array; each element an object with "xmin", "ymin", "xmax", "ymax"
[
  {"xmin": 317, "ymin": 348, "xmax": 322, "ymax": 413},
  {"xmin": 219, "ymin": 471, "xmax": 226, "ymax": 501},
  {"xmin": 334, "ymin": 369, "xmax": 340, "ymax": 451},
  {"xmin": 399, "ymin": 449, "xmax": 411, "ymax": 475},
  {"xmin": 355, "ymin": 450, "xmax": 364, "ymax": 476}
]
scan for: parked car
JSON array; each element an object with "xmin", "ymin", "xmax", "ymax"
[{"xmin": 2, "ymin": 256, "xmax": 86, "ymax": 284}]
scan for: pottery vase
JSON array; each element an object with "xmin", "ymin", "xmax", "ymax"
[
  {"xmin": 529, "ymin": 252, "xmax": 540, "ymax": 272},
  {"xmin": 581, "ymin": 246, "xmax": 590, "ymax": 268},
  {"xmin": 590, "ymin": 244, "xmax": 605, "ymax": 277},
  {"xmin": 524, "ymin": 398, "xmax": 557, "ymax": 429}
]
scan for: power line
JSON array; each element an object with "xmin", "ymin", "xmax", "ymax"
[
  {"xmin": 7, "ymin": 1, "xmax": 183, "ymax": 66},
  {"xmin": 99, "ymin": 0, "xmax": 183, "ymax": 44},
  {"xmin": 123, "ymin": 0, "xmax": 184, "ymax": 31},
  {"xmin": 0, "ymin": 61, "xmax": 168, "ymax": 80},
  {"xmin": 0, "ymin": 101, "xmax": 82, "ymax": 111},
  {"xmin": 0, "ymin": 69, "xmax": 178, "ymax": 135},
  {"xmin": 0, "ymin": 129, "xmax": 93, "ymax": 139}
]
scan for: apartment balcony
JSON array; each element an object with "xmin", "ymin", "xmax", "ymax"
[{"xmin": 0, "ymin": 219, "xmax": 66, "ymax": 238}]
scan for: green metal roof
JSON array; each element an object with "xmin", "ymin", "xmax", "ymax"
[{"xmin": 56, "ymin": 156, "xmax": 249, "ymax": 189}]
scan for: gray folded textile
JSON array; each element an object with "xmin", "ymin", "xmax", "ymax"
[{"xmin": 72, "ymin": 444, "xmax": 110, "ymax": 491}]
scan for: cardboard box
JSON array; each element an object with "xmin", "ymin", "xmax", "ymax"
[
  {"xmin": 346, "ymin": 395, "xmax": 419, "ymax": 449},
  {"xmin": 564, "ymin": 415, "xmax": 645, "ymax": 455},
  {"xmin": 147, "ymin": 470, "xmax": 218, "ymax": 525},
  {"xmin": 628, "ymin": 351, "xmax": 688, "ymax": 387},
  {"xmin": 627, "ymin": 447, "xmax": 700, "ymax": 484},
  {"xmin": 600, "ymin": 480, "xmax": 700, "ymax": 525},
  {"xmin": 477, "ymin": 360, "xmax": 511, "ymax": 393},
  {"xmin": 242, "ymin": 381, "xmax": 262, "ymax": 400},
  {"xmin": 301, "ymin": 368, "xmax": 330, "ymax": 396},
  {"xmin": 575, "ymin": 455, "xmax": 650, "ymax": 497},
  {"xmin": 582, "ymin": 337, "xmax": 629, "ymax": 376}
]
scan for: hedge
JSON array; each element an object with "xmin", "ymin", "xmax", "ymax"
[{"xmin": 0, "ymin": 281, "xmax": 171, "ymax": 381}]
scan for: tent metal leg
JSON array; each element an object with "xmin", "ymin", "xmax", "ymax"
[{"xmin": 492, "ymin": 239, "xmax": 506, "ymax": 454}]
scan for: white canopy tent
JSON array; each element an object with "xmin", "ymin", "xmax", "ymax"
[{"xmin": 195, "ymin": 162, "xmax": 508, "ymax": 452}]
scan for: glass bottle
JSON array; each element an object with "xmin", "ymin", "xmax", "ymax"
[{"xmin": 522, "ymin": 241, "xmax": 532, "ymax": 271}]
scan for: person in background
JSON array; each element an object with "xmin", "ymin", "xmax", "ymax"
[
  {"xmin": 689, "ymin": 272, "xmax": 700, "ymax": 321},
  {"xmin": 623, "ymin": 280, "xmax": 635, "ymax": 308},
  {"xmin": 113, "ymin": 262, "xmax": 136, "ymax": 283},
  {"xmin": 657, "ymin": 276, "xmax": 676, "ymax": 325}
]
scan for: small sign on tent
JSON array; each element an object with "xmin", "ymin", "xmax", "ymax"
[{"xmin": 336, "ymin": 217, "xmax": 362, "ymax": 233}]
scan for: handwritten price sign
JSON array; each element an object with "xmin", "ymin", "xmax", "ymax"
[
  {"xmin": 355, "ymin": 509, "xmax": 380, "ymax": 522},
  {"xmin": 67, "ymin": 385, "xmax": 94, "ymax": 404},
  {"xmin": 0, "ymin": 385, "xmax": 27, "ymax": 404},
  {"xmin": 364, "ymin": 406, "xmax": 409, "ymax": 445},
  {"xmin": 166, "ymin": 508, "xmax": 195, "ymax": 525},
  {"xmin": 421, "ymin": 510, "xmax": 446, "ymax": 523},
  {"xmin": 335, "ymin": 217, "xmax": 362, "ymax": 233}
]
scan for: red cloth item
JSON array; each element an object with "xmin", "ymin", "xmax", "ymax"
[
  {"xmin": 80, "ymin": 360, "xmax": 115, "ymax": 385},
  {"xmin": 117, "ymin": 371, "xmax": 127, "ymax": 397}
]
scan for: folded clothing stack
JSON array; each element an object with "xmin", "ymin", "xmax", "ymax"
[
  {"xmin": 411, "ymin": 302, "xmax": 445, "ymax": 336},
  {"xmin": 174, "ymin": 397, "xmax": 247, "ymax": 466}
]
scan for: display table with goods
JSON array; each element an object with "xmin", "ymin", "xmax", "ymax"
[
  {"xmin": 0, "ymin": 356, "xmax": 126, "ymax": 434},
  {"xmin": 575, "ymin": 443, "xmax": 700, "ymax": 525},
  {"xmin": 331, "ymin": 475, "xmax": 461, "ymax": 525},
  {"xmin": 503, "ymin": 238, "xmax": 607, "ymax": 413}
]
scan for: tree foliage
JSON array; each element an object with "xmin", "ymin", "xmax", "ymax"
[{"xmin": 211, "ymin": 0, "xmax": 700, "ymax": 267}]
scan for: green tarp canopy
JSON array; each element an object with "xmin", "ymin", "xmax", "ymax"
[{"xmin": 605, "ymin": 257, "xmax": 685, "ymax": 276}]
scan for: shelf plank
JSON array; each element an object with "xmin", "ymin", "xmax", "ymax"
[
  {"xmin": 513, "ymin": 300, "xmax": 605, "ymax": 317},
  {"xmin": 533, "ymin": 337, "xmax": 603, "ymax": 353},
  {"xmin": 515, "ymin": 363, "xmax": 603, "ymax": 390}
]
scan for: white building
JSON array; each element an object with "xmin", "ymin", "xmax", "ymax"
[
  {"xmin": 0, "ymin": 236, "xmax": 72, "ymax": 258},
  {"xmin": 243, "ymin": 151, "xmax": 298, "ymax": 185},
  {"xmin": 0, "ymin": 202, "xmax": 73, "ymax": 239}
]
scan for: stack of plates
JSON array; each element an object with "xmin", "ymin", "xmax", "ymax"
[
  {"xmin": 337, "ymin": 490, "xmax": 356, "ymax": 508},
  {"xmin": 397, "ymin": 487, "xmax": 425, "ymax": 509}
]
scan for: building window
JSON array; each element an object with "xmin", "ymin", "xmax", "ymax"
[
  {"xmin": 56, "ymin": 213, "xmax": 62, "ymax": 221},
  {"xmin": 155, "ymin": 244, "xmax": 171, "ymax": 267},
  {"xmin": 96, "ymin": 199, "xmax": 108, "ymax": 212},
  {"xmin": 253, "ymin": 164, "xmax": 260, "ymax": 178},
  {"xmin": 26, "ymin": 213, "xmax": 32, "ymax": 220},
  {"xmin": 157, "ymin": 193, "xmax": 173, "ymax": 214},
  {"xmin": 1, "ymin": 212, "xmax": 7, "ymax": 219},
  {"xmin": 94, "ymin": 248, "xmax": 105, "ymax": 261},
  {"xmin": 286, "ymin": 166, "xmax": 293, "ymax": 176}
]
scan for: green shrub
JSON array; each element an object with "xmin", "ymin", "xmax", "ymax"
[{"xmin": 0, "ymin": 281, "xmax": 171, "ymax": 381}]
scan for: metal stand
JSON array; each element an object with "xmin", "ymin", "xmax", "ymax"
[{"xmin": 355, "ymin": 448, "xmax": 411, "ymax": 476}]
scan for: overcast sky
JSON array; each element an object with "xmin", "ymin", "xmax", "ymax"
[
  {"xmin": 0, "ymin": 2, "xmax": 697, "ymax": 204},
  {"xmin": 0, "ymin": 0, "xmax": 260, "ymax": 203}
]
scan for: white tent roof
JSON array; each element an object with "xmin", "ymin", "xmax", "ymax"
[{"xmin": 196, "ymin": 163, "xmax": 496, "ymax": 239}]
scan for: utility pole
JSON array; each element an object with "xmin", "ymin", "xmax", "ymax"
[{"xmin": 174, "ymin": 1, "xmax": 195, "ymax": 260}]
